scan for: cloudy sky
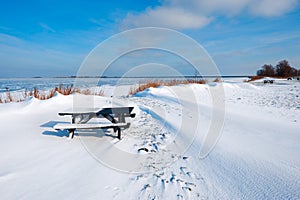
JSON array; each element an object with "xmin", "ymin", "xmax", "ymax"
[{"xmin": 0, "ymin": 0, "xmax": 299, "ymax": 77}]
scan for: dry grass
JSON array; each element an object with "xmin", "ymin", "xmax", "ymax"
[
  {"xmin": 0, "ymin": 84, "xmax": 104, "ymax": 104},
  {"xmin": 0, "ymin": 88, "xmax": 14, "ymax": 103},
  {"xmin": 246, "ymin": 76, "xmax": 264, "ymax": 82},
  {"xmin": 129, "ymin": 79, "xmax": 206, "ymax": 95},
  {"xmin": 213, "ymin": 78, "xmax": 222, "ymax": 82},
  {"xmin": 1, "ymin": 79, "xmax": 206, "ymax": 103},
  {"xmin": 6, "ymin": 88, "xmax": 13, "ymax": 102}
]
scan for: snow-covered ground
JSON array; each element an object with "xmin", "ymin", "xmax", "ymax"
[{"xmin": 0, "ymin": 81, "xmax": 299, "ymax": 199}]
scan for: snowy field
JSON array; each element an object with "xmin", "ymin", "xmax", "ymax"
[{"xmin": 0, "ymin": 80, "xmax": 300, "ymax": 199}]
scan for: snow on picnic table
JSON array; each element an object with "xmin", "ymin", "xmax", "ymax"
[{"xmin": 0, "ymin": 81, "xmax": 299, "ymax": 199}]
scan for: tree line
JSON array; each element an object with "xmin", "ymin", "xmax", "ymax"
[{"xmin": 257, "ymin": 60, "xmax": 300, "ymax": 77}]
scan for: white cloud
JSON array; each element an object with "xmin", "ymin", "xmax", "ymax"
[
  {"xmin": 249, "ymin": 0, "xmax": 298, "ymax": 17},
  {"xmin": 122, "ymin": 7, "xmax": 212, "ymax": 30},
  {"xmin": 167, "ymin": 0, "xmax": 251, "ymax": 16},
  {"xmin": 0, "ymin": 33, "xmax": 25, "ymax": 45},
  {"xmin": 39, "ymin": 23, "xmax": 56, "ymax": 33},
  {"xmin": 121, "ymin": 0, "xmax": 298, "ymax": 30}
]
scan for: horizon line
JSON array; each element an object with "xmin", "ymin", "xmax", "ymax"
[{"xmin": 0, "ymin": 75, "xmax": 253, "ymax": 79}]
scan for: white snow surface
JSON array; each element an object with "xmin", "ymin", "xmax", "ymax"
[{"xmin": 0, "ymin": 81, "xmax": 300, "ymax": 199}]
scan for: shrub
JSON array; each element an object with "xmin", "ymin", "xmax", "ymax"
[
  {"xmin": 129, "ymin": 79, "xmax": 206, "ymax": 95},
  {"xmin": 0, "ymin": 84, "xmax": 104, "ymax": 104},
  {"xmin": 256, "ymin": 60, "xmax": 299, "ymax": 78},
  {"xmin": 96, "ymin": 89, "xmax": 104, "ymax": 96},
  {"xmin": 6, "ymin": 88, "xmax": 13, "ymax": 102},
  {"xmin": 247, "ymin": 76, "xmax": 264, "ymax": 82},
  {"xmin": 213, "ymin": 78, "xmax": 222, "ymax": 82}
]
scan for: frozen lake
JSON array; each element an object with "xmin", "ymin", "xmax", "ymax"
[{"xmin": 0, "ymin": 77, "xmax": 250, "ymax": 93}]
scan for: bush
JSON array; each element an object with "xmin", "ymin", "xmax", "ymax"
[
  {"xmin": 0, "ymin": 84, "xmax": 104, "ymax": 104},
  {"xmin": 129, "ymin": 79, "xmax": 206, "ymax": 95},
  {"xmin": 247, "ymin": 76, "xmax": 264, "ymax": 82},
  {"xmin": 213, "ymin": 78, "xmax": 222, "ymax": 82},
  {"xmin": 257, "ymin": 64, "xmax": 275, "ymax": 76},
  {"xmin": 256, "ymin": 60, "xmax": 299, "ymax": 77}
]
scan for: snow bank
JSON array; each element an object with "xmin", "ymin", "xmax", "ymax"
[{"xmin": 0, "ymin": 82, "xmax": 299, "ymax": 199}]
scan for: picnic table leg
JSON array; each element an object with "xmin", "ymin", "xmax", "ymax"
[
  {"xmin": 118, "ymin": 114, "xmax": 125, "ymax": 123},
  {"xmin": 68, "ymin": 129, "xmax": 75, "ymax": 139},
  {"xmin": 117, "ymin": 127, "xmax": 121, "ymax": 140},
  {"xmin": 71, "ymin": 115, "xmax": 75, "ymax": 124},
  {"xmin": 102, "ymin": 114, "xmax": 119, "ymax": 132},
  {"xmin": 102, "ymin": 114, "xmax": 117, "ymax": 123}
]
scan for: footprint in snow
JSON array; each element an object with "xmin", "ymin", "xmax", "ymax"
[
  {"xmin": 179, "ymin": 166, "xmax": 187, "ymax": 174},
  {"xmin": 152, "ymin": 143, "xmax": 158, "ymax": 151},
  {"xmin": 138, "ymin": 147, "xmax": 149, "ymax": 153},
  {"xmin": 136, "ymin": 174, "xmax": 144, "ymax": 180},
  {"xmin": 186, "ymin": 171, "xmax": 192, "ymax": 177},
  {"xmin": 185, "ymin": 182, "xmax": 196, "ymax": 187},
  {"xmin": 170, "ymin": 173, "xmax": 176, "ymax": 183},
  {"xmin": 176, "ymin": 178, "xmax": 184, "ymax": 183},
  {"xmin": 182, "ymin": 186, "xmax": 192, "ymax": 191},
  {"xmin": 153, "ymin": 173, "xmax": 161, "ymax": 178},
  {"xmin": 141, "ymin": 184, "xmax": 150, "ymax": 191},
  {"xmin": 161, "ymin": 179, "xmax": 166, "ymax": 190}
]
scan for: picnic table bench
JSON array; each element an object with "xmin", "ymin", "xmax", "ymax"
[{"xmin": 54, "ymin": 107, "xmax": 136, "ymax": 139}]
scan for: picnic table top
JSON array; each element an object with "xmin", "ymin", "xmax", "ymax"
[
  {"xmin": 54, "ymin": 122, "xmax": 128, "ymax": 130},
  {"xmin": 58, "ymin": 106, "xmax": 134, "ymax": 116}
]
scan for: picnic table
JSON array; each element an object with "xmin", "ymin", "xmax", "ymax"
[{"xmin": 54, "ymin": 107, "xmax": 136, "ymax": 139}]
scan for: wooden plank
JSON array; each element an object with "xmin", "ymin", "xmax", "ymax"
[
  {"xmin": 58, "ymin": 108, "xmax": 102, "ymax": 116},
  {"xmin": 54, "ymin": 122, "xmax": 129, "ymax": 130},
  {"xmin": 59, "ymin": 107, "xmax": 134, "ymax": 116},
  {"xmin": 97, "ymin": 107, "xmax": 134, "ymax": 115}
]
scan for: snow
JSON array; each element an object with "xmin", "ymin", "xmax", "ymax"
[{"xmin": 0, "ymin": 81, "xmax": 300, "ymax": 199}]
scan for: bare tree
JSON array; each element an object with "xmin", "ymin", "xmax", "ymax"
[
  {"xmin": 257, "ymin": 64, "xmax": 275, "ymax": 76},
  {"xmin": 276, "ymin": 60, "xmax": 292, "ymax": 77},
  {"xmin": 257, "ymin": 60, "xmax": 299, "ymax": 77}
]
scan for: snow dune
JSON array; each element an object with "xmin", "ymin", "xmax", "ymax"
[{"xmin": 0, "ymin": 81, "xmax": 299, "ymax": 199}]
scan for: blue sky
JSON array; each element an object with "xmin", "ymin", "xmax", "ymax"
[{"xmin": 0, "ymin": 0, "xmax": 299, "ymax": 77}]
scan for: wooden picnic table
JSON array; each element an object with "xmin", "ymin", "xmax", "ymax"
[{"xmin": 54, "ymin": 107, "xmax": 135, "ymax": 139}]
